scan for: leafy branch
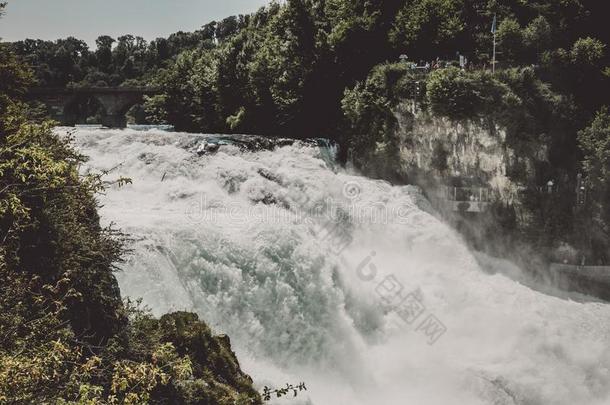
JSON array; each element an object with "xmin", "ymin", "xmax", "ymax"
[{"xmin": 262, "ymin": 382, "xmax": 307, "ymax": 401}]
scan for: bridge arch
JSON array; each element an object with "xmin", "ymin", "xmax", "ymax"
[
  {"xmin": 94, "ymin": 92, "xmax": 148, "ymax": 128},
  {"xmin": 27, "ymin": 87, "xmax": 160, "ymax": 128},
  {"xmin": 63, "ymin": 94, "xmax": 107, "ymax": 125}
]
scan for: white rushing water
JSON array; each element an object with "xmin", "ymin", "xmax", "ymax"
[{"xmin": 69, "ymin": 127, "xmax": 610, "ymax": 405}]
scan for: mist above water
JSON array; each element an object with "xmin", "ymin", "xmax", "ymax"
[{"xmin": 70, "ymin": 127, "xmax": 610, "ymax": 405}]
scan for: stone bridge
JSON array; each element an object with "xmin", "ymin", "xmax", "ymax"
[{"xmin": 27, "ymin": 87, "xmax": 161, "ymax": 128}]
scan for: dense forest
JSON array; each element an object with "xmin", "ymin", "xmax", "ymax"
[{"xmin": 9, "ymin": 0, "xmax": 609, "ymax": 135}]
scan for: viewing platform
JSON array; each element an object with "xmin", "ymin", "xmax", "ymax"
[{"xmin": 440, "ymin": 186, "xmax": 491, "ymax": 213}]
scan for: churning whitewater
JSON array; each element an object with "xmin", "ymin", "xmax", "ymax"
[{"xmin": 70, "ymin": 127, "xmax": 610, "ymax": 405}]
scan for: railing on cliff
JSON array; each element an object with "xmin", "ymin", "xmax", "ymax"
[
  {"xmin": 550, "ymin": 263, "xmax": 610, "ymax": 282},
  {"xmin": 428, "ymin": 186, "xmax": 492, "ymax": 214}
]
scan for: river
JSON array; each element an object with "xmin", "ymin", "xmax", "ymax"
[{"xmin": 69, "ymin": 127, "xmax": 610, "ymax": 405}]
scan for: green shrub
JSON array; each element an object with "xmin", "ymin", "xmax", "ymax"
[
  {"xmin": 571, "ymin": 37, "xmax": 605, "ymax": 66},
  {"xmin": 341, "ymin": 63, "xmax": 418, "ymax": 179},
  {"xmin": 426, "ymin": 67, "xmax": 484, "ymax": 120},
  {"xmin": 0, "ymin": 117, "xmax": 264, "ymax": 404},
  {"xmin": 496, "ymin": 18, "xmax": 524, "ymax": 63}
]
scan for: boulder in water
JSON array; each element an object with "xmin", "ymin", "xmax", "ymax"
[{"xmin": 196, "ymin": 140, "xmax": 220, "ymax": 156}]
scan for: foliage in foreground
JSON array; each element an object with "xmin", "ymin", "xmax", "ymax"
[
  {"xmin": 0, "ymin": 119, "xmax": 262, "ymax": 405},
  {"xmin": 0, "ymin": 23, "xmax": 262, "ymax": 403}
]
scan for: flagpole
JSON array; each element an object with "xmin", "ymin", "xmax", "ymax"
[
  {"xmin": 492, "ymin": 28, "xmax": 496, "ymax": 74},
  {"xmin": 492, "ymin": 14, "xmax": 497, "ymax": 74}
]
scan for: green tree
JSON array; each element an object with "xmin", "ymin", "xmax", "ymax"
[
  {"xmin": 342, "ymin": 63, "xmax": 411, "ymax": 179},
  {"xmin": 578, "ymin": 108, "xmax": 610, "ymax": 238},
  {"xmin": 570, "ymin": 36, "xmax": 605, "ymax": 66},
  {"xmin": 216, "ymin": 16, "xmax": 240, "ymax": 40},
  {"xmin": 496, "ymin": 18, "xmax": 524, "ymax": 64},
  {"xmin": 426, "ymin": 67, "xmax": 482, "ymax": 120},
  {"xmin": 569, "ymin": 37, "xmax": 606, "ymax": 109},
  {"xmin": 390, "ymin": 0, "xmax": 464, "ymax": 60},
  {"xmin": 0, "ymin": 42, "xmax": 34, "ymax": 133},
  {"xmin": 524, "ymin": 16, "xmax": 552, "ymax": 61},
  {"xmin": 95, "ymin": 35, "xmax": 115, "ymax": 73},
  {"xmin": 255, "ymin": 0, "xmax": 317, "ymax": 133}
]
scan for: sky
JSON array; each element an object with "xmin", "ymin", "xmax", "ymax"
[{"xmin": 0, "ymin": 0, "xmax": 271, "ymax": 47}]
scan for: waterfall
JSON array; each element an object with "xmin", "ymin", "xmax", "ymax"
[{"xmin": 69, "ymin": 127, "xmax": 610, "ymax": 405}]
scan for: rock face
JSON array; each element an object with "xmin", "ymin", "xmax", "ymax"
[
  {"xmin": 158, "ymin": 312, "xmax": 261, "ymax": 403},
  {"xmin": 395, "ymin": 107, "xmax": 546, "ymax": 203},
  {"xmin": 399, "ymin": 111, "xmax": 507, "ymax": 175},
  {"xmin": 145, "ymin": 312, "xmax": 263, "ymax": 405},
  {"xmin": 393, "ymin": 108, "xmax": 610, "ymax": 301},
  {"xmin": 393, "ymin": 107, "xmax": 565, "ymax": 230}
]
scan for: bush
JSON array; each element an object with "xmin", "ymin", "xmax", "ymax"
[
  {"xmin": 497, "ymin": 18, "xmax": 524, "ymax": 63},
  {"xmin": 571, "ymin": 37, "xmax": 605, "ymax": 66},
  {"xmin": 0, "ymin": 117, "xmax": 263, "ymax": 404},
  {"xmin": 426, "ymin": 67, "xmax": 484, "ymax": 120},
  {"xmin": 524, "ymin": 16, "xmax": 552, "ymax": 58},
  {"xmin": 341, "ymin": 63, "xmax": 416, "ymax": 179}
]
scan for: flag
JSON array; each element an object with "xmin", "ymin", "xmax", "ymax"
[{"xmin": 491, "ymin": 14, "xmax": 497, "ymax": 34}]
